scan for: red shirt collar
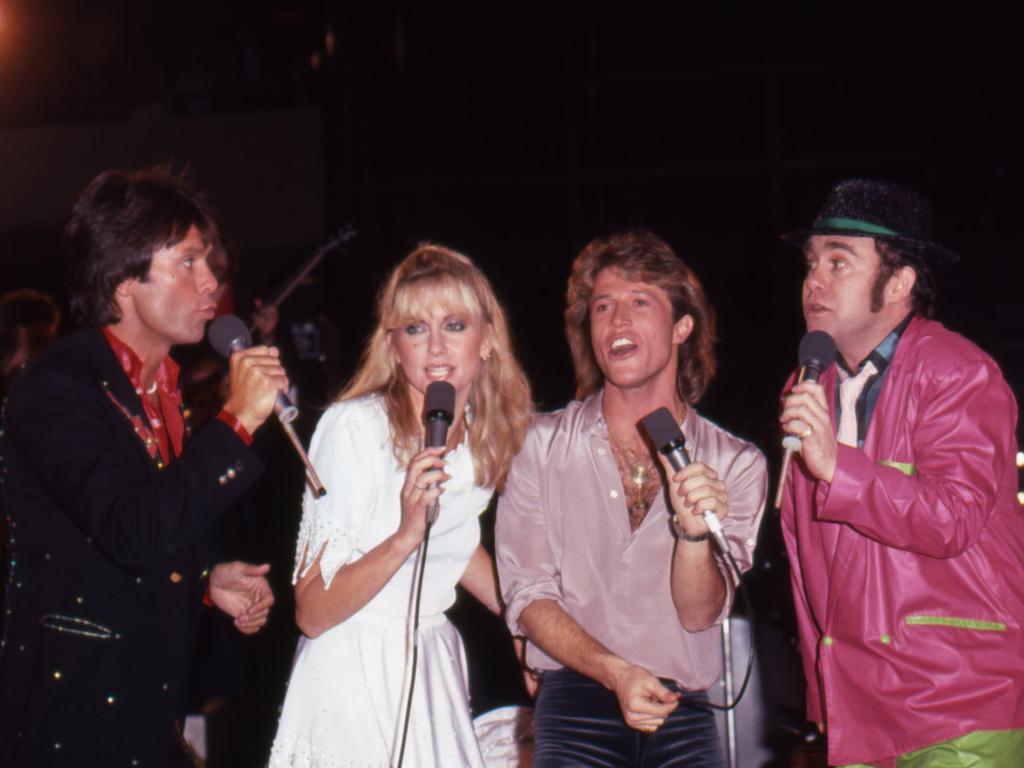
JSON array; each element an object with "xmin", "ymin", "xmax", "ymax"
[{"xmin": 102, "ymin": 327, "xmax": 180, "ymax": 396}]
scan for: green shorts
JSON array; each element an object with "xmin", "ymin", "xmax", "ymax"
[{"xmin": 841, "ymin": 729, "xmax": 1024, "ymax": 768}]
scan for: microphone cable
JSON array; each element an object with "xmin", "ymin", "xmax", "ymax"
[
  {"xmin": 640, "ymin": 406, "xmax": 755, "ymax": 713},
  {"xmin": 394, "ymin": 519, "xmax": 434, "ymax": 768},
  {"xmin": 679, "ymin": 545, "xmax": 754, "ymax": 713},
  {"xmin": 395, "ymin": 381, "xmax": 455, "ymax": 766}
]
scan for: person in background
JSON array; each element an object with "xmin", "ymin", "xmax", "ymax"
[
  {"xmin": 0, "ymin": 288, "xmax": 62, "ymax": 569},
  {"xmin": 0, "ymin": 288, "xmax": 61, "ymax": 397}
]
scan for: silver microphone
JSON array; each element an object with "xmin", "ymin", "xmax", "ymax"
[
  {"xmin": 208, "ymin": 314, "xmax": 325, "ymax": 497},
  {"xmin": 641, "ymin": 407, "xmax": 728, "ymax": 552},
  {"xmin": 774, "ymin": 330, "xmax": 837, "ymax": 508}
]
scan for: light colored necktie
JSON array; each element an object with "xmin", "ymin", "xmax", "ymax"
[{"xmin": 837, "ymin": 361, "xmax": 877, "ymax": 447}]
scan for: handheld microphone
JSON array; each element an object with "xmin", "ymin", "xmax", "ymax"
[
  {"xmin": 395, "ymin": 379, "xmax": 456, "ymax": 768},
  {"xmin": 208, "ymin": 315, "xmax": 326, "ymax": 497},
  {"xmin": 774, "ymin": 330, "xmax": 837, "ymax": 508},
  {"xmin": 208, "ymin": 315, "xmax": 298, "ymax": 423},
  {"xmin": 640, "ymin": 407, "xmax": 728, "ymax": 552},
  {"xmin": 780, "ymin": 331, "xmax": 837, "ymax": 451},
  {"xmin": 423, "ymin": 381, "xmax": 455, "ymax": 524}
]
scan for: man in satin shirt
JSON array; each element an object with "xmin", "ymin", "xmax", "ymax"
[
  {"xmin": 779, "ymin": 180, "xmax": 1024, "ymax": 767},
  {"xmin": 497, "ymin": 230, "xmax": 767, "ymax": 767}
]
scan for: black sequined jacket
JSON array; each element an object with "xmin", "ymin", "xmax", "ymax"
[{"xmin": 0, "ymin": 327, "xmax": 264, "ymax": 767}]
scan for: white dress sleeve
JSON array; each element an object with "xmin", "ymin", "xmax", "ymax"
[{"xmin": 292, "ymin": 399, "xmax": 383, "ymax": 589}]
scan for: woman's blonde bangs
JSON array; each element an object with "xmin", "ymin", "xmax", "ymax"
[{"xmin": 384, "ymin": 273, "xmax": 488, "ymax": 331}]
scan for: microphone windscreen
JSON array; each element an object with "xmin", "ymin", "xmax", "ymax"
[
  {"xmin": 208, "ymin": 315, "xmax": 251, "ymax": 358},
  {"xmin": 640, "ymin": 407, "xmax": 683, "ymax": 451},
  {"xmin": 798, "ymin": 330, "xmax": 837, "ymax": 369},
  {"xmin": 424, "ymin": 381, "xmax": 456, "ymax": 421}
]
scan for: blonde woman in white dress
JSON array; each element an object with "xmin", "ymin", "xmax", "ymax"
[{"xmin": 269, "ymin": 244, "xmax": 532, "ymax": 767}]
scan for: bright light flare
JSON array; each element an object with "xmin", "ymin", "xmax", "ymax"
[{"xmin": 1017, "ymin": 451, "xmax": 1024, "ymax": 468}]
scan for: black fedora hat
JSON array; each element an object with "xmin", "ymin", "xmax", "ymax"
[{"xmin": 782, "ymin": 179, "xmax": 959, "ymax": 264}]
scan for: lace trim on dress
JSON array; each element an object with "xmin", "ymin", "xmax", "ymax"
[
  {"xmin": 291, "ymin": 492, "xmax": 359, "ymax": 590},
  {"xmin": 269, "ymin": 728, "xmax": 389, "ymax": 767}
]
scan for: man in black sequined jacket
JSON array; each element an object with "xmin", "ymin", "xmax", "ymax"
[{"xmin": 0, "ymin": 168, "xmax": 288, "ymax": 767}]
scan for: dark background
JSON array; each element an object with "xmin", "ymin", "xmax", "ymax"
[{"xmin": 2, "ymin": 3, "xmax": 1021, "ymax": 765}]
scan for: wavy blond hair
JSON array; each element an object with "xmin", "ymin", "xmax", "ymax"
[{"xmin": 342, "ymin": 244, "xmax": 532, "ymax": 490}]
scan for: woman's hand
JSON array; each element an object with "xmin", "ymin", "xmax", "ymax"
[
  {"xmin": 513, "ymin": 636, "xmax": 540, "ymax": 698},
  {"xmin": 397, "ymin": 446, "xmax": 449, "ymax": 548}
]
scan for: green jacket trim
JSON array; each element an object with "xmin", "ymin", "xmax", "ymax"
[
  {"xmin": 878, "ymin": 460, "xmax": 915, "ymax": 476},
  {"xmin": 905, "ymin": 615, "xmax": 1006, "ymax": 632}
]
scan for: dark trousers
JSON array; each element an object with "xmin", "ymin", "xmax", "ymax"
[{"xmin": 533, "ymin": 667, "xmax": 724, "ymax": 768}]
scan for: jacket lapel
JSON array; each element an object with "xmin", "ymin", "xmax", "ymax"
[{"xmin": 86, "ymin": 329, "xmax": 163, "ymax": 468}]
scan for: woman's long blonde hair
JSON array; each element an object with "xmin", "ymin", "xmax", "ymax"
[{"xmin": 342, "ymin": 244, "xmax": 532, "ymax": 490}]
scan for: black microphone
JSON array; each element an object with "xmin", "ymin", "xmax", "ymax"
[
  {"xmin": 208, "ymin": 315, "xmax": 326, "ymax": 496},
  {"xmin": 423, "ymin": 381, "xmax": 456, "ymax": 524},
  {"xmin": 209, "ymin": 315, "xmax": 298, "ymax": 423},
  {"xmin": 773, "ymin": 330, "xmax": 837, "ymax": 508},
  {"xmin": 781, "ymin": 331, "xmax": 837, "ymax": 452},
  {"xmin": 641, "ymin": 407, "xmax": 728, "ymax": 551}
]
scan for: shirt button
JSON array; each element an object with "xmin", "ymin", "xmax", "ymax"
[
  {"xmin": 597, "ymin": 447, "xmax": 606, "ymax": 456},
  {"xmin": 609, "ymin": 490, "xmax": 619, "ymax": 499}
]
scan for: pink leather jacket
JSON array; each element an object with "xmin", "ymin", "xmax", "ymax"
[{"xmin": 780, "ymin": 317, "xmax": 1024, "ymax": 766}]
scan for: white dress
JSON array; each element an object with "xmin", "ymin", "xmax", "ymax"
[{"xmin": 269, "ymin": 395, "xmax": 492, "ymax": 768}]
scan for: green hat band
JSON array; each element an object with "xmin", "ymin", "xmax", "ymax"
[{"xmin": 815, "ymin": 217, "xmax": 899, "ymax": 237}]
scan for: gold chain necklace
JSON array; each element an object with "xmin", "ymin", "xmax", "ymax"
[{"xmin": 608, "ymin": 430, "xmax": 661, "ymax": 531}]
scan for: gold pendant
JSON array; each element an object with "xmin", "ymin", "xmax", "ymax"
[{"xmin": 630, "ymin": 463, "xmax": 649, "ymax": 514}]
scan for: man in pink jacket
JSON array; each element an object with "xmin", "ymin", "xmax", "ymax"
[{"xmin": 779, "ymin": 179, "xmax": 1024, "ymax": 767}]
